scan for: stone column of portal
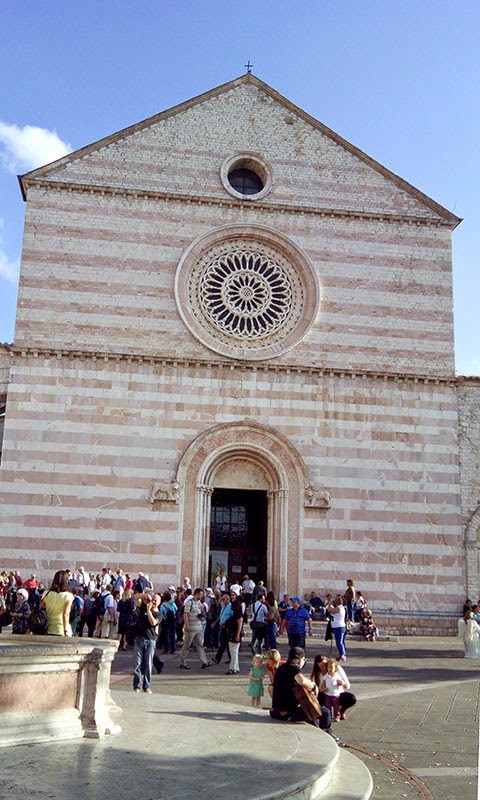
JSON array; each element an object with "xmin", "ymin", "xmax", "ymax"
[
  {"xmin": 277, "ymin": 489, "xmax": 289, "ymax": 595},
  {"xmin": 267, "ymin": 490, "xmax": 276, "ymax": 586},
  {"xmin": 267, "ymin": 488, "xmax": 289, "ymax": 596},
  {"xmin": 195, "ymin": 484, "xmax": 213, "ymax": 588}
]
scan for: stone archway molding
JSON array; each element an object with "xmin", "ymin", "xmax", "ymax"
[
  {"xmin": 176, "ymin": 420, "xmax": 309, "ymax": 595},
  {"xmin": 465, "ymin": 503, "xmax": 480, "ymax": 599}
]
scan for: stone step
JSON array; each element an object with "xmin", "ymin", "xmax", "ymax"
[
  {"xmin": 320, "ymin": 747, "xmax": 373, "ymax": 800},
  {"xmin": 0, "ymin": 685, "xmax": 372, "ymax": 800}
]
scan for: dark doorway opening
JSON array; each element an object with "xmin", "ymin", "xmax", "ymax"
[{"xmin": 209, "ymin": 489, "xmax": 268, "ymax": 587}]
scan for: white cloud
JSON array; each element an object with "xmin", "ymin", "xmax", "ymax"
[
  {"xmin": 0, "ymin": 219, "xmax": 20, "ymax": 283},
  {"xmin": 0, "ymin": 121, "xmax": 72, "ymax": 173}
]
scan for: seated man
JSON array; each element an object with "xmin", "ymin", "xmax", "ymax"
[
  {"xmin": 309, "ymin": 592, "xmax": 326, "ymax": 619},
  {"xmin": 270, "ymin": 646, "xmax": 343, "ymax": 746}
]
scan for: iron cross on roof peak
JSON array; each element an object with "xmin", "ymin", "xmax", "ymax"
[{"xmin": 244, "ymin": 60, "xmax": 253, "ymax": 74}]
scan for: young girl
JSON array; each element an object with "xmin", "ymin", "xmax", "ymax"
[
  {"xmin": 320, "ymin": 658, "xmax": 345, "ymax": 721},
  {"xmin": 248, "ymin": 654, "xmax": 266, "ymax": 707}
]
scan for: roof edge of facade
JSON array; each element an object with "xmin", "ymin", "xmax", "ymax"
[
  {"xmin": 18, "ymin": 74, "xmax": 251, "ymax": 198},
  {"xmin": 18, "ymin": 73, "xmax": 461, "ymax": 229}
]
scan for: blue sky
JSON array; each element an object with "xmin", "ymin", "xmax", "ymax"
[{"xmin": 0, "ymin": 1, "xmax": 478, "ymax": 374}]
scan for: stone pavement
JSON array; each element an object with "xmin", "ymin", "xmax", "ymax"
[
  {"xmin": 0, "ymin": 630, "xmax": 478, "ymax": 800},
  {"xmin": 109, "ymin": 630, "xmax": 478, "ymax": 800}
]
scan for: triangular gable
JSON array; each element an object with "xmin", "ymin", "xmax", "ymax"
[{"xmin": 18, "ymin": 73, "xmax": 461, "ymax": 228}]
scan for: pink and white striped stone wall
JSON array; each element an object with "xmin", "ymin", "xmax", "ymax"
[
  {"xmin": 0, "ymin": 354, "xmax": 463, "ymax": 613},
  {"xmin": 0, "ymin": 77, "xmax": 466, "ymax": 623}
]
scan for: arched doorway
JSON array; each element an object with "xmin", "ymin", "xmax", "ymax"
[
  {"xmin": 176, "ymin": 421, "xmax": 308, "ymax": 595},
  {"xmin": 209, "ymin": 487, "xmax": 268, "ymax": 586}
]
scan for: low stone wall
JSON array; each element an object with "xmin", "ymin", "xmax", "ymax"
[
  {"xmin": 314, "ymin": 613, "xmax": 459, "ymax": 638},
  {"xmin": 0, "ymin": 635, "xmax": 122, "ymax": 747},
  {"xmin": 372, "ymin": 613, "xmax": 458, "ymax": 637}
]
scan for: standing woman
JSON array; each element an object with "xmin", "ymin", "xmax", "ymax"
[
  {"xmin": 117, "ymin": 588, "xmax": 136, "ymax": 650},
  {"xmin": 159, "ymin": 590, "xmax": 178, "ymax": 655},
  {"xmin": 461, "ymin": 611, "xmax": 480, "ymax": 659},
  {"xmin": 41, "ymin": 569, "xmax": 74, "ymax": 636},
  {"xmin": 265, "ymin": 592, "xmax": 280, "ymax": 650},
  {"xmin": 327, "ymin": 594, "xmax": 347, "ymax": 661},
  {"xmin": 204, "ymin": 588, "xmax": 221, "ymax": 651},
  {"xmin": 343, "ymin": 580, "xmax": 356, "ymax": 623},
  {"xmin": 226, "ymin": 589, "xmax": 244, "ymax": 674}
]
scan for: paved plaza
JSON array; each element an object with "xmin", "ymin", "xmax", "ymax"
[{"xmin": 0, "ymin": 630, "xmax": 478, "ymax": 800}]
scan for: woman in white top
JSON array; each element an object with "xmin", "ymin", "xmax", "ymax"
[
  {"xmin": 459, "ymin": 612, "xmax": 480, "ymax": 659},
  {"xmin": 327, "ymin": 594, "xmax": 347, "ymax": 661},
  {"xmin": 354, "ymin": 591, "xmax": 367, "ymax": 621}
]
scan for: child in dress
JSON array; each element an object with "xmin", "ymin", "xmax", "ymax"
[
  {"xmin": 320, "ymin": 657, "xmax": 344, "ymax": 721},
  {"xmin": 248, "ymin": 654, "xmax": 266, "ymax": 707}
]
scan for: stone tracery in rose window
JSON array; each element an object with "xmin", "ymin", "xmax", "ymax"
[{"xmin": 188, "ymin": 239, "xmax": 304, "ymax": 350}]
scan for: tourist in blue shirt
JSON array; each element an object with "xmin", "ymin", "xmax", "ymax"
[
  {"xmin": 285, "ymin": 596, "xmax": 313, "ymax": 652},
  {"xmin": 211, "ymin": 593, "xmax": 233, "ymax": 665}
]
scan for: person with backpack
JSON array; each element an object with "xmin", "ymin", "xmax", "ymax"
[
  {"xmin": 117, "ymin": 588, "xmax": 136, "ymax": 650},
  {"xmin": 93, "ymin": 586, "xmax": 115, "ymax": 638},
  {"xmin": 160, "ymin": 591, "xmax": 177, "ymax": 655},
  {"xmin": 204, "ymin": 588, "xmax": 221, "ymax": 651},
  {"xmin": 69, "ymin": 590, "xmax": 84, "ymax": 636},
  {"xmin": 179, "ymin": 588, "xmax": 210, "ymax": 670}
]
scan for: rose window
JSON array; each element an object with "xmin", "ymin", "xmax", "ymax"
[
  {"xmin": 175, "ymin": 227, "xmax": 319, "ymax": 361},
  {"xmin": 199, "ymin": 250, "xmax": 293, "ymax": 340}
]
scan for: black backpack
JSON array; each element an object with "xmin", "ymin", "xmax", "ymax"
[
  {"xmin": 93, "ymin": 593, "xmax": 106, "ymax": 617},
  {"xmin": 125, "ymin": 610, "xmax": 140, "ymax": 646},
  {"xmin": 69, "ymin": 597, "xmax": 81, "ymax": 622}
]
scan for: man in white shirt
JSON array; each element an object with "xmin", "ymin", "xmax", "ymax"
[
  {"xmin": 250, "ymin": 596, "xmax": 269, "ymax": 654},
  {"xmin": 179, "ymin": 588, "xmax": 210, "ymax": 670},
  {"xmin": 114, "ymin": 569, "xmax": 126, "ymax": 593},
  {"xmin": 100, "ymin": 567, "xmax": 111, "ymax": 589},
  {"xmin": 94, "ymin": 587, "xmax": 115, "ymax": 638}
]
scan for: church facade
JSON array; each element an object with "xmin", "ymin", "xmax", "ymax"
[{"xmin": 0, "ymin": 74, "xmax": 478, "ymax": 632}]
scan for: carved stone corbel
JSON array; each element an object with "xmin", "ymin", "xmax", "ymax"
[
  {"xmin": 149, "ymin": 479, "xmax": 180, "ymax": 505},
  {"xmin": 304, "ymin": 486, "xmax": 331, "ymax": 509}
]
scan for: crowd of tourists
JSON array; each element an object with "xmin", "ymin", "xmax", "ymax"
[
  {"xmin": 0, "ymin": 567, "xmax": 379, "ymax": 744},
  {"xmin": 0, "ymin": 567, "xmax": 376, "ymax": 648}
]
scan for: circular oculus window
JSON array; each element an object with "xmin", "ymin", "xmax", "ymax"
[
  {"xmin": 220, "ymin": 153, "xmax": 272, "ymax": 201},
  {"xmin": 175, "ymin": 225, "xmax": 319, "ymax": 361}
]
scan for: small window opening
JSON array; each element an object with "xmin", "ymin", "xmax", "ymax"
[{"xmin": 228, "ymin": 168, "xmax": 264, "ymax": 196}]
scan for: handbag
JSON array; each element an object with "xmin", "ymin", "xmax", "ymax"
[
  {"xmin": 28, "ymin": 602, "xmax": 48, "ymax": 635},
  {"xmin": 250, "ymin": 602, "xmax": 261, "ymax": 630},
  {"xmin": 324, "ymin": 619, "xmax": 332, "ymax": 641},
  {"xmin": 0, "ymin": 608, "xmax": 12, "ymax": 628}
]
